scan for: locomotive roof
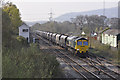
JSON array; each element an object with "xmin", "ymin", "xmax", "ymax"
[
  {"xmin": 36, "ymin": 30, "xmax": 42, "ymax": 33},
  {"xmin": 56, "ymin": 34, "xmax": 62, "ymax": 37},
  {"xmin": 49, "ymin": 33, "xmax": 52, "ymax": 34},
  {"xmin": 52, "ymin": 33, "xmax": 57, "ymax": 36},
  {"xmin": 75, "ymin": 37, "xmax": 88, "ymax": 41},
  {"xmin": 56, "ymin": 34, "xmax": 61, "ymax": 36},
  {"xmin": 61, "ymin": 35, "xmax": 68, "ymax": 39},
  {"xmin": 67, "ymin": 36, "xmax": 78, "ymax": 40},
  {"xmin": 47, "ymin": 32, "xmax": 50, "ymax": 34}
]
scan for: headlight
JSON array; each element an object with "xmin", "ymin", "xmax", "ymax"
[{"xmin": 77, "ymin": 49, "xmax": 79, "ymax": 51}]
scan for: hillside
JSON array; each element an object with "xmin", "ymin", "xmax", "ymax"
[
  {"xmin": 25, "ymin": 21, "xmax": 47, "ymax": 26},
  {"xmin": 26, "ymin": 7, "xmax": 118, "ymax": 26},
  {"xmin": 55, "ymin": 7, "xmax": 118, "ymax": 22}
]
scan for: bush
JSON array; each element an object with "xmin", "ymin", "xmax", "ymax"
[
  {"xmin": 3, "ymin": 43, "xmax": 62, "ymax": 78},
  {"xmin": 16, "ymin": 36, "xmax": 27, "ymax": 44}
]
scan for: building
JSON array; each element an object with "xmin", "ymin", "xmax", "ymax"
[
  {"xmin": 97, "ymin": 27, "xmax": 110, "ymax": 43},
  {"xmin": 19, "ymin": 23, "xmax": 30, "ymax": 43},
  {"xmin": 102, "ymin": 29, "xmax": 120, "ymax": 48}
]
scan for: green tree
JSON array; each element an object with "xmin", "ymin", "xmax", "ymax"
[
  {"xmin": 3, "ymin": 2, "xmax": 22, "ymax": 32},
  {"xmin": 2, "ymin": 10, "xmax": 12, "ymax": 47},
  {"xmin": 2, "ymin": 2, "xmax": 23, "ymax": 47}
]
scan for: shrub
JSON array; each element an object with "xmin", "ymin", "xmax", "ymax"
[
  {"xmin": 16, "ymin": 36, "xmax": 28, "ymax": 46},
  {"xmin": 16, "ymin": 36, "xmax": 26, "ymax": 43},
  {"xmin": 3, "ymin": 43, "xmax": 62, "ymax": 78}
]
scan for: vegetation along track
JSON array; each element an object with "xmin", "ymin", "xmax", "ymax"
[
  {"xmin": 35, "ymin": 33, "xmax": 119, "ymax": 80},
  {"xmin": 38, "ymin": 35, "xmax": 102, "ymax": 80}
]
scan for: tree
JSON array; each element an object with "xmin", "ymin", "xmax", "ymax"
[
  {"xmin": 3, "ymin": 2, "xmax": 22, "ymax": 32},
  {"xmin": 2, "ymin": 10, "xmax": 12, "ymax": 47},
  {"xmin": 75, "ymin": 15, "xmax": 86, "ymax": 28},
  {"xmin": 2, "ymin": 2, "xmax": 23, "ymax": 48}
]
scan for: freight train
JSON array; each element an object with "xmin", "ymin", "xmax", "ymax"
[{"xmin": 35, "ymin": 30, "xmax": 89, "ymax": 57}]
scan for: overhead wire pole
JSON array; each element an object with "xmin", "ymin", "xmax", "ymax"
[
  {"xmin": 103, "ymin": 0, "xmax": 105, "ymax": 27},
  {"xmin": 103, "ymin": 0, "xmax": 105, "ymax": 16},
  {"xmin": 48, "ymin": 8, "xmax": 55, "ymax": 32},
  {"xmin": 48, "ymin": 8, "xmax": 54, "ymax": 22},
  {"xmin": 1, "ymin": 0, "xmax": 4, "ymax": 6}
]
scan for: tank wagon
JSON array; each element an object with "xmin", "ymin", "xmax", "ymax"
[{"xmin": 36, "ymin": 30, "xmax": 89, "ymax": 57}]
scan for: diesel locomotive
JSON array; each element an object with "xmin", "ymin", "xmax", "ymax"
[{"xmin": 36, "ymin": 30, "xmax": 89, "ymax": 57}]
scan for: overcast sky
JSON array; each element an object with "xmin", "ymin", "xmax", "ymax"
[{"xmin": 3, "ymin": 0, "xmax": 119, "ymax": 21}]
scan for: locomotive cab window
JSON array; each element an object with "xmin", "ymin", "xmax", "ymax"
[
  {"xmin": 77, "ymin": 41, "xmax": 82, "ymax": 45},
  {"xmin": 83, "ymin": 41, "xmax": 88, "ymax": 45},
  {"xmin": 23, "ymin": 29, "xmax": 28, "ymax": 32}
]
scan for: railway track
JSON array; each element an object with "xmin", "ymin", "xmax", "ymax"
[
  {"xmin": 88, "ymin": 53, "xmax": 120, "ymax": 72},
  {"xmin": 53, "ymin": 44, "xmax": 120, "ymax": 79},
  {"xmin": 57, "ymin": 47, "xmax": 119, "ymax": 80},
  {"xmin": 39, "ymin": 36, "xmax": 102, "ymax": 80},
  {"xmin": 35, "ymin": 33, "xmax": 119, "ymax": 80},
  {"xmin": 86, "ymin": 56, "xmax": 120, "ymax": 75},
  {"xmin": 80, "ymin": 58, "xmax": 119, "ymax": 80},
  {"xmin": 56, "ymin": 50, "xmax": 102, "ymax": 80}
]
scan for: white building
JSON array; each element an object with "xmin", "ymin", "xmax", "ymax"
[
  {"xmin": 102, "ymin": 29, "xmax": 120, "ymax": 48},
  {"xmin": 19, "ymin": 24, "xmax": 30, "ymax": 43}
]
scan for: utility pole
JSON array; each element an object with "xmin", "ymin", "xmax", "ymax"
[
  {"xmin": 1, "ymin": 0, "xmax": 5, "ymax": 6},
  {"xmin": 103, "ymin": 0, "xmax": 105, "ymax": 27},
  {"xmin": 103, "ymin": 0, "xmax": 105, "ymax": 16},
  {"xmin": 48, "ymin": 8, "xmax": 54, "ymax": 22},
  {"xmin": 89, "ymin": 22, "xmax": 92, "ymax": 48}
]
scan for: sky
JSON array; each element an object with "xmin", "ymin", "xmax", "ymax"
[
  {"xmin": 3, "ymin": 0, "xmax": 119, "ymax": 22},
  {"xmin": 3, "ymin": 0, "xmax": 120, "ymax": 2}
]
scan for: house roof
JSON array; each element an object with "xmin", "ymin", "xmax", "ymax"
[
  {"xmin": 19, "ymin": 23, "xmax": 29, "ymax": 28},
  {"xmin": 103, "ymin": 29, "xmax": 120, "ymax": 36},
  {"xmin": 98, "ymin": 27, "xmax": 110, "ymax": 34}
]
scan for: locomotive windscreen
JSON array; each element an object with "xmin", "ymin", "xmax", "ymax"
[
  {"xmin": 77, "ymin": 41, "xmax": 82, "ymax": 45},
  {"xmin": 83, "ymin": 41, "xmax": 88, "ymax": 45}
]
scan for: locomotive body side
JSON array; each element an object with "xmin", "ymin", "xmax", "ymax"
[{"xmin": 66, "ymin": 36, "xmax": 78, "ymax": 48}]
